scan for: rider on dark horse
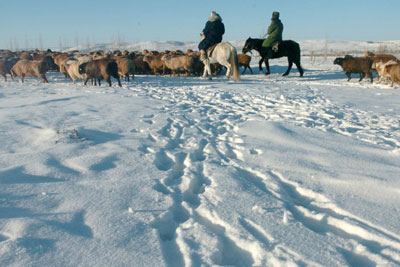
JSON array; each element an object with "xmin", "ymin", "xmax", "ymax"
[
  {"xmin": 198, "ymin": 11, "xmax": 225, "ymax": 62},
  {"xmin": 262, "ymin": 11, "xmax": 283, "ymax": 58}
]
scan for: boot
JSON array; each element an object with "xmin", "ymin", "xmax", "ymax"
[{"xmin": 199, "ymin": 49, "xmax": 207, "ymax": 61}]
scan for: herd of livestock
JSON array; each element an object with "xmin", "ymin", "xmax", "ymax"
[
  {"xmin": 0, "ymin": 48, "xmax": 251, "ymax": 86},
  {"xmin": 333, "ymin": 51, "xmax": 400, "ymax": 87},
  {"xmin": 0, "ymin": 46, "xmax": 399, "ymax": 87}
]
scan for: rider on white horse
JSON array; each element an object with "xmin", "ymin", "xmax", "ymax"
[{"xmin": 198, "ymin": 11, "xmax": 225, "ymax": 61}]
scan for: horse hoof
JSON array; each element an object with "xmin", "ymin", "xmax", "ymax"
[{"xmin": 264, "ymin": 73, "xmax": 270, "ymax": 76}]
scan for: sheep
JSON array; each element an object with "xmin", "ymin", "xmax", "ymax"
[
  {"xmin": 0, "ymin": 57, "xmax": 19, "ymax": 81},
  {"xmin": 93, "ymin": 53, "xmax": 111, "ymax": 60},
  {"xmin": 19, "ymin": 51, "xmax": 33, "ymax": 60},
  {"xmin": 161, "ymin": 54, "xmax": 194, "ymax": 76},
  {"xmin": 185, "ymin": 50, "xmax": 204, "ymax": 76},
  {"xmin": 364, "ymin": 51, "xmax": 397, "ymax": 60},
  {"xmin": 238, "ymin": 54, "xmax": 252, "ymax": 74},
  {"xmin": 115, "ymin": 57, "xmax": 136, "ymax": 81},
  {"xmin": 364, "ymin": 52, "xmax": 398, "ymax": 82},
  {"xmin": 32, "ymin": 54, "xmax": 58, "ymax": 71},
  {"xmin": 384, "ymin": 63, "xmax": 400, "ymax": 88},
  {"xmin": 143, "ymin": 53, "xmax": 165, "ymax": 75},
  {"xmin": 64, "ymin": 59, "xmax": 89, "ymax": 84},
  {"xmin": 375, "ymin": 60, "xmax": 398, "ymax": 84},
  {"xmin": 10, "ymin": 59, "xmax": 51, "ymax": 83},
  {"xmin": 133, "ymin": 55, "xmax": 152, "ymax": 74},
  {"xmin": 78, "ymin": 59, "xmax": 121, "ymax": 87},
  {"xmin": 0, "ymin": 50, "xmax": 15, "ymax": 59},
  {"xmin": 52, "ymin": 53, "xmax": 73, "ymax": 77},
  {"xmin": 333, "ymin": 55, "xmax": 373, "ymax": 83},
  {"xmin": 74, "ymin": 55, "xmax": 92, "ymax": 63}
]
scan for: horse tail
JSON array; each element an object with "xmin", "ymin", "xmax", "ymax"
[{"xmin": 229, "ymin": 45, "xmax": 240, "ymax": 82}]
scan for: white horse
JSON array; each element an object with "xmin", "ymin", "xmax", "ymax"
[{"xmin": 202, "ymin": 42, "xmax": 240, "ymax": 81}]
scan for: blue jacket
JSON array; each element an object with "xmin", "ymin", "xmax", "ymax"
[
  {"xmin": 198, "ymin": 13, "xmax": 225, "ymax": 50},
  {"xmin": 202, "ymin": 20, "xmax": 225, "ymax": 44}
]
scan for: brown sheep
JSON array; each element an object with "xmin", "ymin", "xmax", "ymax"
[
  {"xmin": 364, "ymin": 52, "xmax": 398, "ymax": 82},
  {"xmin": 78, "ymin": 59, "xmax": 122, "ymax": 87},
  {"xmin": 364, "ymin": 51, "xmax": 397, "ymax": 62},
  {"xmin": 64, "ymin": 59, "xmax": 88, "ymax": 84},
  {"xmin": 143, "ymin": 54, "xmax": 165, "ymax": 75},
  {"xmin": 32, "ymin": 54, "xmax": 58, "ymax": 71},
  {"xmin": 186, "ymin": 50, "xmax": 204, "ymax": 76},
  {"xmin": 52, "ymin": 53, "xmax": 72, "ymax": 77},
  {"xmin": 149, "ymin": 51, "xmax": 159, "ymax": 56},
  {"xmin": 161, "ymin": 54, "xmax": 194, "ymax": 76},
  {"xmin": 133, "ymin": 55, "xmax": 152, "ymax": 74},
  {"xmin": 238, "ymin": 54, "xmax": 253, "ymax": 74},
  {"xmin": 116, "ymin": 57, "xmax": 136, "ymax": 81},
  {"xmin": 10, "ymin": 60, "xmax": 51, "ymax": 83},
  {"xmin": 384, "ymin": 63, "xmax": 400, "ymax": 87},
  {"xmin": 333, "ymin": 55, "xmax": 373, "ymax": 83},
  {"xmin": 0, "ymin": 57, "xmax": 19, "ymax": 81},
  {"xmin": 19, "ymin": 51, "xmax": 33, "ymax": 60},
  {"xmin": 375, "ymin": 60, "xmax": 398, "ymax": 84}
]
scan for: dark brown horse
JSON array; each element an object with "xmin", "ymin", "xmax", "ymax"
[{"xmin": 242, "ymin": 37, "xmax": 304, "ymax": 77}]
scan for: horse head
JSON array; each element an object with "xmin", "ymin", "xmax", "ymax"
[{"xmin": 242, "ymin": 37, "xmax": 254, "ymax": 54}]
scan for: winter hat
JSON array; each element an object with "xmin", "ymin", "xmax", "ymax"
[
  {"xmin": 209, "ymin": 11, "xmax": 222, "ymax": 22},
  {"xmin": 272, "ymin": 11, "xmax": 280, "ymax": 20}
]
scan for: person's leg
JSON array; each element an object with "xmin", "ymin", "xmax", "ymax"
[{"xmin": 198, "ymin": 39, "xmax": 209, "ymax": 61}]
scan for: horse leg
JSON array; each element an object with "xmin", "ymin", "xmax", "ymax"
[
  {"xmin": 294, "ymin": 60, "xmax": 304, "ymax": 77},
  {"xmin": 283, "ymin": 59, "xmax": 293, "ymax": 76},
  {"xmin": 202, "ymin": 60, "xmax": 212, "ymax": 80},
  {"xmin": 218, "ymin": 58, "xmax": 232, "ymax": 79},
  {"xmin": 264, "ymin": 58, "xmax": 270, "ymax": 75},
  {"xmin": 249, "ymin": 65, "xmax": 253, "ymax": 74},
  {"xmin": 226, "ymin": 65, "xmax": 232, "ymax": 78},
  {"xmin": 258, "ymin": 58, "xmax": 264, "ymax": 73}
]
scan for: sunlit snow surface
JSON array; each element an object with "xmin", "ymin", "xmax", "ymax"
[{"xmin": 1, "ymin": 52, "xmax": 400, "ymax": 266}]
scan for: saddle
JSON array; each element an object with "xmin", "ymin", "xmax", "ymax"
[{"xmin": 206, "ymin": 43, "xmax": 219, "ymax": 57}]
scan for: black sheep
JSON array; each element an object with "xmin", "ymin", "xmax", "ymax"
[
  {"xmin": 79, "ymin": 59, "xmax": 121, "ymax": 87},
  {"xmin": 334, "ymin": 55, "xmax": 373, "ymax": 83}
]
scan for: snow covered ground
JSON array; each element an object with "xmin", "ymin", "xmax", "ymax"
[{"xmin": 1, "ymin": 51, "xmax": 400, "ymax": 266}]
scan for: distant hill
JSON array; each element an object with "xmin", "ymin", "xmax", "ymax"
[{"xmin": 64, "ymin": 40, "xmax": 400, "ymax": 57}]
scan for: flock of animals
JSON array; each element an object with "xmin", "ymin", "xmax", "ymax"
[
  {"xmin": 0, "ymin": 44, "xmax": 399, "ymax": 87},
  {"xmin": 0, "ymin": 48, "xmax": 251, "ymax": 86},
  {"xmin": 334, "ymin": 51, "xmax": 400, "ymax": 87}
]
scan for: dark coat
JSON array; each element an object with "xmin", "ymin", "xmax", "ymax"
[{"xmin": 198, "ymin": 16, "xmax": 225, "ymax": 51}]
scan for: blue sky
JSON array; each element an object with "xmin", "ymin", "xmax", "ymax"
[{"xmin": 1, "ymin": 0, "xmax": 399, "ymax": 50}]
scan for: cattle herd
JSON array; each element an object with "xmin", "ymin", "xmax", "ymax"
[
  {"xmin": 0, "ymin": 47, "xmax": 399, "ymax": 87},
  {"xmin": 0, "ymin": 48, "xmax": 252, "ymax": 86}
]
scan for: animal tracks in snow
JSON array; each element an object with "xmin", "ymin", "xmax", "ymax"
[{"xmin": 131, "ymin": 78, "xmax": 400, "ymax": 266}]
